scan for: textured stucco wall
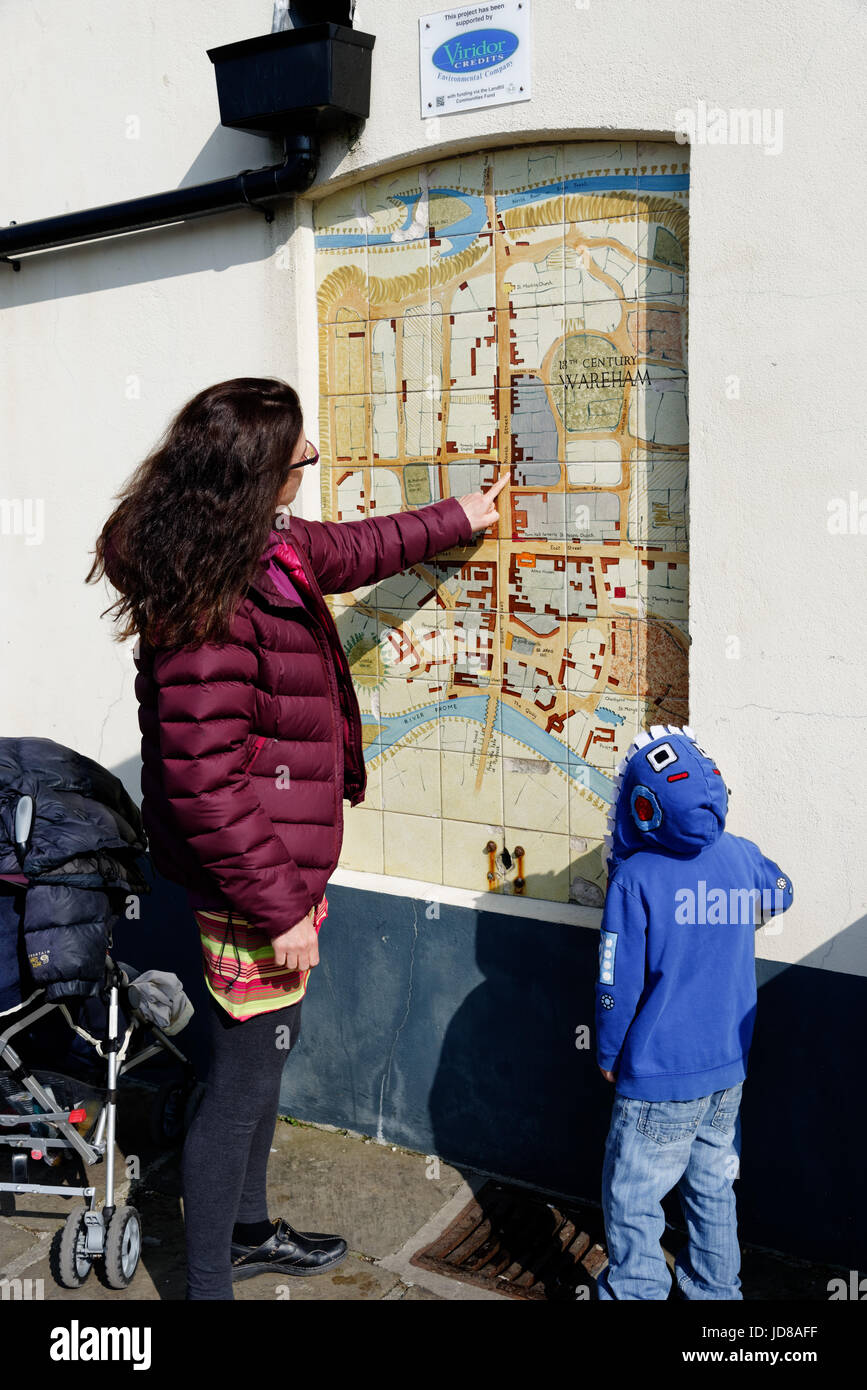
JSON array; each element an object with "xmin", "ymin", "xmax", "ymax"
[{"xmin": 1, "ymin": 0, "xmax": 864, "ymax": 981}]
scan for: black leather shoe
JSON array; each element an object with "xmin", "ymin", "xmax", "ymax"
[{"xmin": 230, "ymin": 1217, "xmax": 348, "ymax": 1280}]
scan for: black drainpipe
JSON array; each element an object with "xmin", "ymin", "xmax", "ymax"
[{"xmin": 0, "ymin": 132, "xmax": 318, "ymax": 271}]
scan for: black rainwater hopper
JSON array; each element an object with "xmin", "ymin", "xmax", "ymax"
[
  {"xmin": 0, "ymin": 22, "xmax": 376, "ymax": 270},
  {"xmin": 207, "ymin": 23, "xmax": 375, "ymax": 136}
]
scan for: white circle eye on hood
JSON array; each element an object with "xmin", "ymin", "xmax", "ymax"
[
  {"xmin": 692, "ymin": 739, "xmax": 721, "ymax": 773},
  {"xmin": 645, "ymin": 741, "xmax": 678, "ymax": 772}
]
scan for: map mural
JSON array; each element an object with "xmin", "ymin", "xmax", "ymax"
[{"xmin": 313, "ymin": 141, "xmax": 689, "ymax": 904}]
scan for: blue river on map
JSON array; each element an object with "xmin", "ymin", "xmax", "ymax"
[
  {"xmin": 361, "ymin": 695, "xmax": 614, "ymax": 801},
  {"xmin": 314, "ymin": 174, "xmax": 689, "ymax": 250}
]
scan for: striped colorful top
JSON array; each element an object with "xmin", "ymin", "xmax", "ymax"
[
  {"xmin": 194, "ymin": 896, "xmax": 327, "ymax": 1021},
  {"xmin": 190, "ymin": 525, "xmax": 333, "ymax": 1022}
]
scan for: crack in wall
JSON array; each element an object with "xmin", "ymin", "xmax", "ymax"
[
  {"xmin": 725, "ymin": 704, "xmax": 867, "ymax": 720},
  {"xmin": 376, "ymin": 900, "xmax": 419, "ymax": 1145},
  {"xmin": 318, "ymin": 957, "xmax": 360, "ymax": 1121},
  {"xmin": 96, "ymin": 660, "xmax": 130, "ymax": 765}
]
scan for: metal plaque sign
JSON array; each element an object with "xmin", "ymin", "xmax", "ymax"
[{"xmin": 419, "ymin": 1, "xmax": 532, "ymax": 118}]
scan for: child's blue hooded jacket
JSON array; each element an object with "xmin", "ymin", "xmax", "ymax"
[{"xmin": 595, "ymin": 726, "xmax": 793, "ymax": 1100}]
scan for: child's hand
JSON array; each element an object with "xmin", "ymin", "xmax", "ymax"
[{"xmin": 599, "ymin": 1067, "xmax": 616, "ymax": 1083}]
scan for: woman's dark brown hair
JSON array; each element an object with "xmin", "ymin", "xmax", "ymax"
[{"xmin": 86, "ymin": 377, "xmax": 304, "ymax": 649}]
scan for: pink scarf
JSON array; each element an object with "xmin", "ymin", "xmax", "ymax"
[{"xmin": 260, "ymin": 527, "xmax": 309, "ymax": 605}]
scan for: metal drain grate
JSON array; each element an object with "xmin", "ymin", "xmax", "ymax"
[{"xmin": 409, "ymin": 1180, "xmax": 608, "ymax": 1300}]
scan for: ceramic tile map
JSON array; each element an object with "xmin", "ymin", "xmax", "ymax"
[{"xmin": 314, "ymin": 141, "xmax": 689, "ymax": 904}]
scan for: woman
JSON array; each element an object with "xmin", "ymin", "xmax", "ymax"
[{"xmin": 88, "ymin": 376, "xmax": 506, "ymax": 1299}]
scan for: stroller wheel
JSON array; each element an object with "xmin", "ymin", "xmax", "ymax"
[
  {"xmin": 54, "ymin": 1204, "xmax": 94, "ymax": 1288},
  {"xmin": 103, "ymin": 1205, "xmax": 142, "ymax": 1289},
  {"xmin": 183, "ymin": 1081, "xmax": 206, "ymax": 1134},
  {"xmin": 150, "ymin": 1078, "xmax": 188, "ymax": 1146}
]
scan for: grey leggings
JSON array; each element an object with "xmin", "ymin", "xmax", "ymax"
[{"xmin": 181, "ymin": 991, "xmax": 303, "ymax": 1299}]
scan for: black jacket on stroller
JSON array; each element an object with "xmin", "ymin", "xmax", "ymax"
[{"xmin": 0, "ymin": 737, "xmax": 150, "ymax": 1007}]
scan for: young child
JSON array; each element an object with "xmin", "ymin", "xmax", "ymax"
[{"xmin": 594, "ymin": 726, "xmax": 793, "ymax": 1300}]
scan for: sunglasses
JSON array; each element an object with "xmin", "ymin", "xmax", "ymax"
[{"xmin": 286, "ymin": 439, "xmax": 320, "ymax": 472}]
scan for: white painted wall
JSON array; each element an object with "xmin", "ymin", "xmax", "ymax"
[{"xmin": 1, "ymin": 0, "xmax": 864, "ymax": 976}]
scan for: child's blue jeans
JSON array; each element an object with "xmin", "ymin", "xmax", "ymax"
[{"xmin": 597, "ymin": 1082, "xmax": 743, "ymax": 1301}]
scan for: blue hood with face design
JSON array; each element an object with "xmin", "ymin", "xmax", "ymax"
[
  {"xmin": 596, "ymin": 723, "xmax": 794, "ymax": 1102},
  {"xmin": 604, "ymin": 725, "xmax": 729, "ymax": 875}
]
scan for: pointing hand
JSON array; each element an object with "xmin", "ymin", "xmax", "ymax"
[{"xmin": 458, "ymin": 470, "xmax": 510, "ymax": 535}]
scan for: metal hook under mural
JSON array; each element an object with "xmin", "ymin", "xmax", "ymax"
[{"xmin": 314, "ymin": 140, "xmax": 689, "ymax": 903}]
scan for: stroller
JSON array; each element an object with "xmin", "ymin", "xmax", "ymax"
[{"xmin": 0, "ymin": 737, "xmax": 200, "ymax": 1290}]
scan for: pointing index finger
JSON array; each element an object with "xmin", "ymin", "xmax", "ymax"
[{"xmin": 483, "ymin": 470, "xmax": 510, "ymax": 499}]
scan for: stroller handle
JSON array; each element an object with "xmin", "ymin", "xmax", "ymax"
[{"xmin": 14, "ymin": 795, "xmax": 34, "ymax": 853}]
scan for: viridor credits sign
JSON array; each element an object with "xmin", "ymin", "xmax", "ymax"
[{"xmin": 419, "ymin": 1, "xmax": 532, "ymax": 119}]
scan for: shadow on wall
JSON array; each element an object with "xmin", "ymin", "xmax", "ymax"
[
  {"xmin": 116, "ymin": 816, "xmax": 866, "ymax": 1270},
  {"xmin": 0, "ymin": 124, "xmax": 286, "ymax": 314},
  {"xmin": 287, "ymin": 879, "xmax": 866, "ymax": 1270},
  {"xmin": 735, "ymin": 917, "xmax": 867, "ymax": 1265}
]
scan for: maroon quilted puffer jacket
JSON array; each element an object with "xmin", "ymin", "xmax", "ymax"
[{"xmin": 132, "ymin": 498, "xmax": 473, "ymax": 936}]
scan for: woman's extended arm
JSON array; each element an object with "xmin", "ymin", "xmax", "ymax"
[{"xmin": 288, "ymin": 475, "xmax": 508, "ymax": 596}]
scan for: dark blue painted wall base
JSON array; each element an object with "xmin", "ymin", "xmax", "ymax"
[{"xmin": 122, "ymin": 873, "xmax": 866, "ymax": 1271}]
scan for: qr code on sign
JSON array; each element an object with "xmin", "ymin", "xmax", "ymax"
[{"xmin": 436, "ymin": 95, "xmax": 444, "ymax": 107}]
